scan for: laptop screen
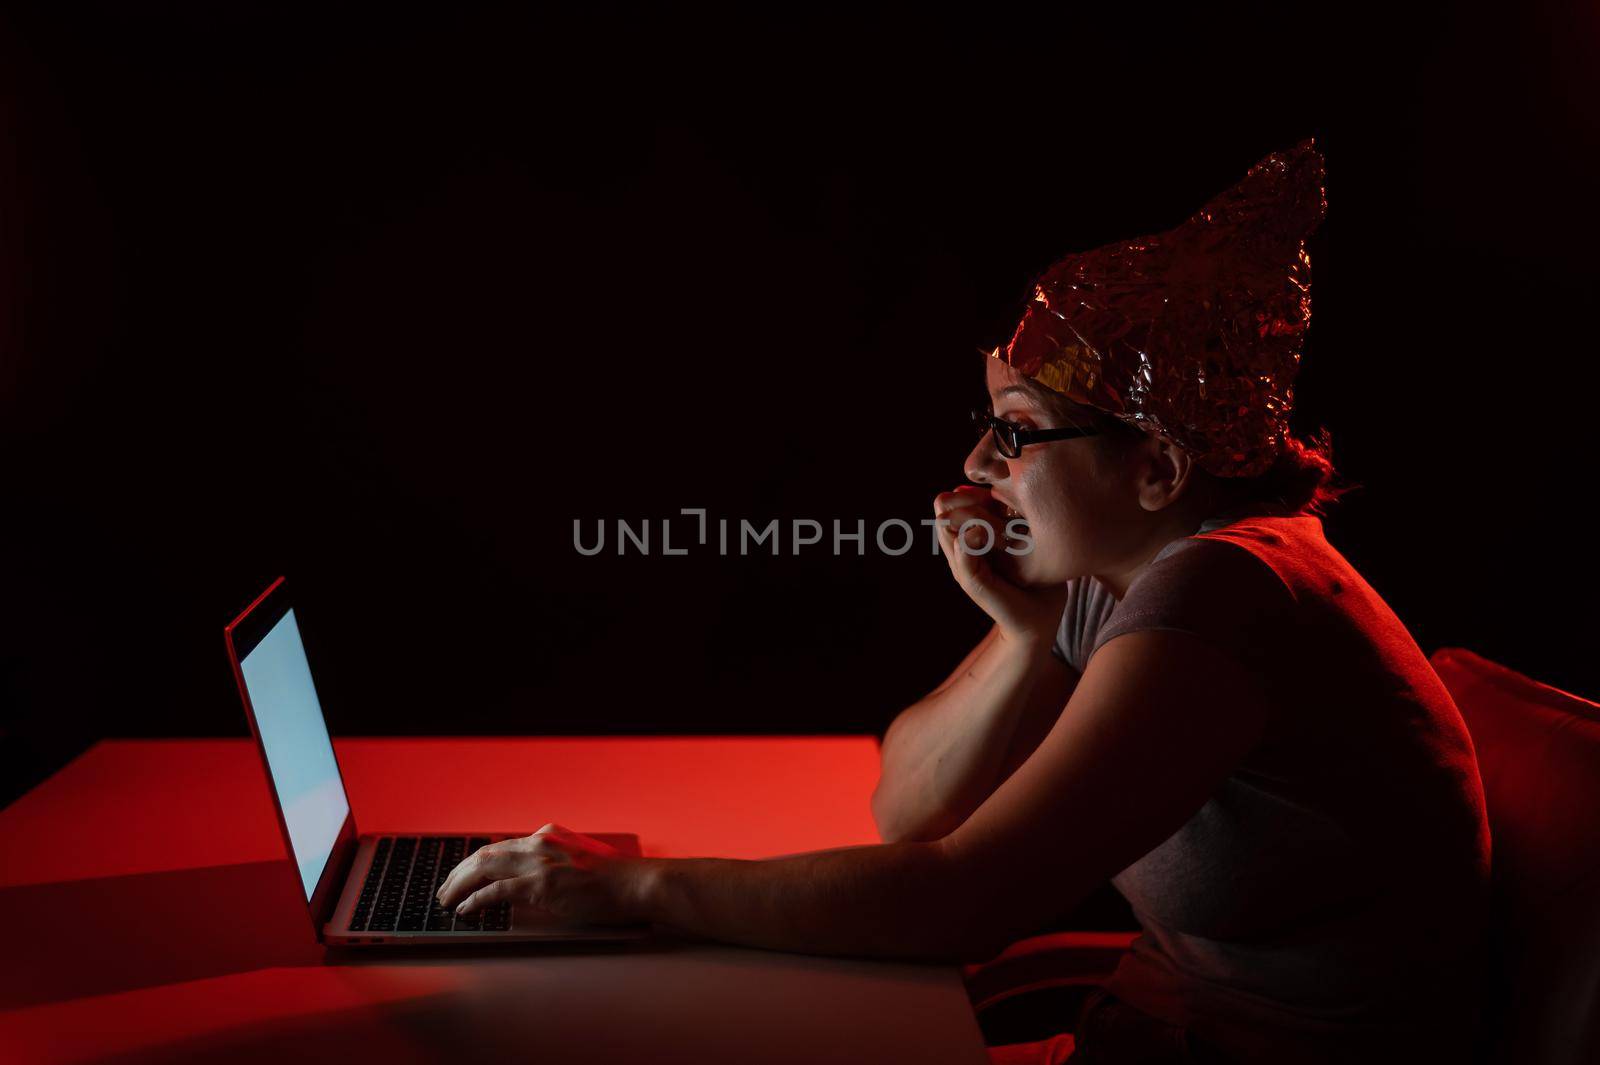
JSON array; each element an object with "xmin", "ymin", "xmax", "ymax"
[{"xmin": 238, "ymin": 607, "xmax": 351, "ymax": 899}]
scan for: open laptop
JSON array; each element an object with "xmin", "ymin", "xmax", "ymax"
[{"xmin": 224, "ymin": 576, "xmax": 653, "ymax": 947}]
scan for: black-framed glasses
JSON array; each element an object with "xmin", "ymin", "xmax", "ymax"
[{"xmin": 970, "ymin": 407, "xmax": 1100, "ymax": 459}]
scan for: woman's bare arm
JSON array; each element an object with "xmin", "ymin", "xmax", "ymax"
[
  {"xmin": 870, "ymin": 486, "xmax": 1079, "ymax": 845},
  {"xmin": 632, "ymin": 627, "xmax": 1271, "ymax": 963},
  {"xmin": 871, "ymin": 622, "xmax": 1079, "ymax": 844},
  {"xmin": 940, "ymin": 627, "xmax": 1273, "ymax": 953}
]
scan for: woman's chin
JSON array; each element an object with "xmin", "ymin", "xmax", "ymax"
[
  {"xmin": 1002, "ymin": 545, "xmax": 1069, "ymax": 588},
  {"xmin": 996, "ymin": 551, "xmax": 1041, "ymax": 586}
]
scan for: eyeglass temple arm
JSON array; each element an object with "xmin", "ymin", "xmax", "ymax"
[{"xmin": 1016, "ymin": 426, "xmax": 1098, "ymax": 442}]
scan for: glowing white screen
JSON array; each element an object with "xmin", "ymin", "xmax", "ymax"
[{"xmin": 239, "ymin": 609, "xmax": 350, "ymax": 899}]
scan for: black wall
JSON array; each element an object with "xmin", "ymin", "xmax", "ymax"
[{"xmin": 5, "ymin": 2, "xmax": 1598, "ymax": 805}]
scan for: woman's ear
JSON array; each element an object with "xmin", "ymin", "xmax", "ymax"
[{"xmin": 1134, "ymin": 434, "xmax": 1200, "ymax": 513}]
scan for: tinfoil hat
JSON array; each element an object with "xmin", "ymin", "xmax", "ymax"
[{"xmin": 992, "ymin": 138, "xmax": 1327, "ymax": 477}]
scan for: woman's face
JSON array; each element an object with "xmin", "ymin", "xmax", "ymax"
[{"xmin": 964, "ymin": 358, "xmax": 1141, "ymax": 587}]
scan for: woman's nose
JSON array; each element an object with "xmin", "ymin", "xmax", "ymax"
[{"xmin": 964, "ymin": 435, "xmax": 1005, "ymax": 485}]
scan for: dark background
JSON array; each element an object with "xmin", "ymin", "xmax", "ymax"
[{"xmin": 4, "ymin": 2, "xmax": 1598, "ymax": 807}]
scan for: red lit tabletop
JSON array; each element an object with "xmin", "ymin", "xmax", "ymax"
[{"xmin": 0, "ymin": 738, "xmax": 990, "ymax": 1064}]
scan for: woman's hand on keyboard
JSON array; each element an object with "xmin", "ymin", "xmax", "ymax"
[{"xmin": 437, "ymin": 823, "xmax": 648, "ymax": 925}]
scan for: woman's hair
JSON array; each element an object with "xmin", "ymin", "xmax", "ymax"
[{"xmin": 1023, "ymin": 376, "xmax": 1360, "ymax": 517}]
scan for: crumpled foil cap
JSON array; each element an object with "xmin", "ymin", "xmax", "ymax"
[{"xmin": 993, "ymin": 138, "xmax": 1327, "ymax": 477}]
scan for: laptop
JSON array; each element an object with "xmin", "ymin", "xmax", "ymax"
[{"xmin": 224, "ymin": 576, "xmax": 653, "ymax": 947}]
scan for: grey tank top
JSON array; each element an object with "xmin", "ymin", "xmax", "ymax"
[
  {"xmin": 1049, "ymin": 511, "xmax": 1241, "ymax": 673},
  {"xmin": 1049, "ymin": 509, "xmax": 1491, "ymax": 1065}
]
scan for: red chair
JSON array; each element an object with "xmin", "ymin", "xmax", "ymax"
[
  {"xmin": 963, "ymin": 646, "xmax": 1600, "ymax": 1065},
  {"xmin": 1429, "ymin": 647, "xmax": 1600, "ymax": 1065}
]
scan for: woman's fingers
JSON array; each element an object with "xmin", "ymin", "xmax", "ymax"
[
  {"xmin": 935, "ymin": 502, "xmax": 997, "ymax": 537},
  {"xmin": 438, "ymin": 843, "xmax": 533, "ymax": 908},
  {"xmin": 456, "ymin": 873, "xmax": 535, "ymax": 915},
  {"xmin": 934, "ymin": 488, "xmax": 1029, "ymax": 556},
  {"xmin": 936, "ymin": 507, "xmax": 1006, "ymax": 567},
  {"xmin": 933, "ymin": 487, "xmax": 995, "ymax": 520},
  {"xmin": 436, "ymin": 852, "xmax": 490, "ymax": 909},
  {"xmin": 435, "ymin": 851, "xmax": 473, "ymax": 906},
  {"xmin": 932, "ymin": 490, "xmax": 1034, "ymax": 629},
  {"xmin": 437, "ymin": 830, "xmax": 579, "ymax": 908}
]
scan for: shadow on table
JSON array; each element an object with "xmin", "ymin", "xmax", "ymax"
[
  {"xmin": 88, "ymin": 933, "xmax": 959, "ymax": 1065},
  {"xmin": 92, "ymin": 997, "xmax": 464, "ymax": 1065},
  {"xmin": 323, "ymin": 931, "xmax": 702, "ymax": 966},
  {"xmin": 0, "ymin": 859, "xmax": 323, "ymax": 1009},
  {"xmin": 0, "ymin": 859, "xmax": 715, "ymax": 1013}
]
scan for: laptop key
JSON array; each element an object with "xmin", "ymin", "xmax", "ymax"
[{"xmin": 343, "ymin": 836, "xmax": 517, "ymax": 936}]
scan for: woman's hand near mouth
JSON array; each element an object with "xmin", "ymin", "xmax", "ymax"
[{"xmin": 933, "ymin": 485, "xmax": 1070, "ymax": 648}]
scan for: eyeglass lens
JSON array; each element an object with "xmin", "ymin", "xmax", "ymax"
[{"xmin": 973, "ymin": 409, "xmax": 1017, "ymax": 458}]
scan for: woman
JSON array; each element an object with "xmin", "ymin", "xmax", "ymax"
[{"xmin": 437, "ymin": 142, "xmax": 1492, "ymax": 1064}]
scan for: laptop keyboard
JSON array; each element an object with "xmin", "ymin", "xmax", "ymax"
[{"xmin": 349, "ymin": 836, "xmax": 513, "ymax": 933}]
